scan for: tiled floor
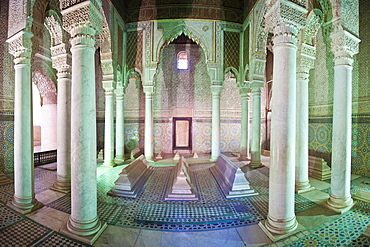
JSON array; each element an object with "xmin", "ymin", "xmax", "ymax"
[{"xmin": 0, "ymin": 156, "xmax": 369, "ymax": 246}]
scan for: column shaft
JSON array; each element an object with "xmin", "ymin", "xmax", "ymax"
[
  {"xmin": 67, "ymin": 26, "xmax": 102, "ymax": 236},
  {"xmin": 144, "ymin": 89, "xmax": 153, "ymax": 161},
  {"xmin": 53, "ymin": 71, "xmax": 71, "ymax": 192},
  {"xmin": 250, "ymin": 87, "xmax": 262, "ymax": 167},
  {"xmin": 11, "ymin": 62, "xmax": 42, "ymax": 213},
  {"xmin": 115, "ymin": 93, "xmax": 125, "ymax": 163},
  {"xmin": 266, "ymin": 24, "xmax": 298, "ymax": 234},
  {"xmin": 295, "ymin": 67, "xmax": 313, "ymax": 192},
  {"xmin": 327, "ymin": 63, "xmax": 354, "ymax": 211},
  {"xmin": 211, "ymin": 85, "xmax": 222, "ymax": 161},
  {"xmin": 103, "ymin": 90, "xmax": 114, "ymax": 166},
  {"xmin": 239, "ymin": 93, "xmax": 250, "ymax": 160}
]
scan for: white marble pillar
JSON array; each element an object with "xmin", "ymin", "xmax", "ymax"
[
  {"xmin": 295, "ymin": 65, "xmax": 314, "ymax": 193},
  {"xmin": 327, "ymin": 32, "xmax": 359, "ymax": 213},
  {"xmin": 144, "ymin": 86, "xmax": 154, "ymax": 161},
  {"xmin": 66, "ymin": 24, "xmax": 104, "ymax": 236},
  {"xmin": 114, "ymin": 87, "xmax": 125, "ymax": 163},
  {"xmin": 52, "ymin": 66, "xmax": 72, "ymax": 193},
  {"xmin": 211, "ymin": 85, "xmax": 222, "ymax": 161},
  {"xmin": 103, "ymin": 89, "xmax": 115, "ymax": 167},
  {"xmin": 239, "ymin": 87, "xmax": 250, "ymax": 161},
  {"xmin": 250, "ymin": 84, "xmax": 263, "ymax": 168},
  {"xmin": 265, "ymin": 23, "xmax": 299, "ymax": 235},
  {"xmin": 7, "ymin": 32, "xmax": 43, "ymax": 213}
]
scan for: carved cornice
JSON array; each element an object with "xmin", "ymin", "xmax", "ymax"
[
  {"xmin": 7, "ymin": 31, "xmax": 33, "ymax": 65},
  {"xmin": 331, "ymin": 29, "xmax": 360, "ymax": 66},
  {"xmin": 61, "ymin": 1, "xmax": 103, "ymax": 35},
  {"xmin": 265, "ymin": 0, "xmax": 308, "ymax": 33}
]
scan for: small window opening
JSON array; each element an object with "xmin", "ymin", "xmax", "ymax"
[{"xmin": 177, "ymin": 51, "xmax": 188, "ymax": 70}]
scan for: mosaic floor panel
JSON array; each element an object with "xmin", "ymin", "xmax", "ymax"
[{"xmin": 0, "ymin": 158, "xmax": 369, "ymax": 246}]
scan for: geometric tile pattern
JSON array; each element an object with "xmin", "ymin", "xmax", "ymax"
[
  {"xmin": 0, "ymin": 191, "xmax": 13, "ymax": 204},
  {"xmin": 312, "ymin": 208, "xmax": 370, "ymax": 246},
  {"xmin": 30, "ymin": 232, "xmax": 91, "ymax": 247},
  {"xmin": 34, "ymin": 168, "xmax": 57, "ymax": 194},
  {"xmin": 0, "ymin": 206, "xmax": 23, "ymax": 229},
  {"xmin": 286, "ymin": 234, "xmax": 331, "ymax": 247},
  {"xmin": 0, "ymin": 219, "xmax": 50, "ymax": 246},
  {"xmin": 308, "ymin": 121, "xmax": 370, "ymax": 177},
  {"xmin": 0, "ymin": 121, "xmax": 14, "ymax": 174}
]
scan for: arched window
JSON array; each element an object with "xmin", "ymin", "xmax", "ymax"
[{"xmin": 177, "ymin": 51, "xmax": 188, "ymax": 70}]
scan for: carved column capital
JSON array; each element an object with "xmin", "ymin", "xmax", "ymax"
[
  {"xmin": 331, "ymin": 30, "xmax": 360, "ymax": 66},
  {"xmin": 249, "ymin": 53, "xmax": 266, "ymax": 82},
  {"xmin": 143, "ymin": 85, "xmax": 154, "ymax": 95},
  {"xmin": 211, "ymin": 84, "xmax": 223, "ymax": 96},
  {"xmin": 297, "ymin": 43, "xmax": 316, "ymax": 69},
  {"xmin": 7, "ymin": 31, "xmax": 33, "ymax": 65},
  {"xmin": 114, "ymin": 86, "xmax": 125, "ymax": 99},
  {"xmin": 51, "ymin": 43, "xmax": 72, "ymax": 74}
]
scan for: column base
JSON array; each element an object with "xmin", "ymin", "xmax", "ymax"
[
  {"xmin": 50, "ymin": 180, "xmax": 71, "ymax": 194},
  {"xmin": 7, "ymin": 197, "xmax": 44, "ymax": 214},
  {"xmin": 249, "ymin": 161, "xmax": 264, "ymax": 169},
  {"xmin": 295, "ymin": 181, "xmax": 315, "ymax": 194},
  {"xmin": 210, "ymin": 157, "xmax": 219, "ymax": 162},
  {"xmin": 238, "ymin": 155, "xmax": 251, "ymax": 161},
  {"xmin": 258, "ymin": 220, "xmax": 304, "ymax": 242},
  {"xmin": 114, "ymin": 156, "xmax": 125, "ymax": 165},
  {"xmin": 326, "ymin": 195, "xmax": 354, "ymax": 214},
  {"xmin": 60, "ymin": 220, "xmax": 107, "ymax": 245},
  {"xmin": 102, "ymin": 160, "xmax": 116, "ymax": 167}
]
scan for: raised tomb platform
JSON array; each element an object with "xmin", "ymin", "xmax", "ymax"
[
  {"xmin": 308, "ymin": 156, "xmax": 331, "ymax": 181},
  {"xmin": 210, "ymin": 154, "xmax": 258, "ymax": 198},
  {"xmin": 108, "ymin": 155, "xmax": 153, "ymax": 198},
  {"xmin": 165, "ymin": 156, "xmax": 198, "ymax": 201}
]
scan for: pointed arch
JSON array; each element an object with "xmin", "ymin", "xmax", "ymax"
[{"xmin": 155, "ymin": 24, "xmax": 211, "ymax": 63}]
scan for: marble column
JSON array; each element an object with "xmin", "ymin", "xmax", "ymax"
[
  {"xmin": 66, "ymin": 24, "xmax": 105, "ymax": 237},
  {"xmin": 114, "ymin": 87, "xmax": 125, "ymax": 163},
  {"xmin": 265, "ymin": 23, "xmax": 299, "ymax": 235},
  {"xmin": 52, "ymin": 66, "xmax": 72, "ymax": 193},
  {"xmin": 144, "ymin": 86, "xmax": 154, "ymax": 161},
  {"xmin": 210, "ymin": 85, "xmax": 222, "ymax": 161},
  {"xmin": 327, "ymin": 31, "xmax": 359, "ymax": 213},
  {"xmin": 239, "ymin": 87, "xmax": 250, "ymax": 161},
  {"xmin": 103, "ymin": 89, "xmax": 115, "ymax": 167},
  {"xmin": 250, "ymin": 84, "xmax": 263, "ymax": 168},
  {"xmin": 7, "ymin": 32, "xmax": 43, "ymax": 214},
  {"xmin": 295, "ymin": 64, "xmax": 314, "ymax": 193}
]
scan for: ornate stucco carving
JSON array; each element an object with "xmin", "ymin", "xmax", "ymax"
[
  {"xmin": 32, "ymin": 68, "xmax": 57, "ymax": 105},
  {"xmin": 45, "ymin": 12, "xmax": 64, "ymax": 46},
  {"xmin": 8, "ymin": 0, "xmax": 28, "ymax": 37},
  {"xmin": 7, "ymin": 31, "xmax": 33, "ymax": 65},
  {"xmin": 265, "ymin": 0, "xmax": 308, "ymax": 33}
]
